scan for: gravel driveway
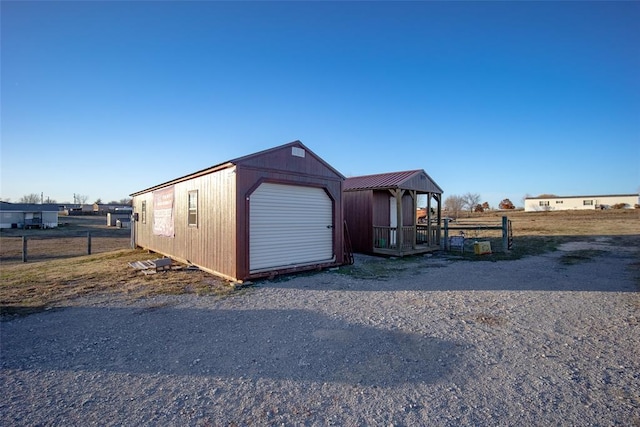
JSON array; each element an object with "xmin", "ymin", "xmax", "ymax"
[{"xmin": 2, "ymin": 238, "xmax": 639, "ymax": 426}]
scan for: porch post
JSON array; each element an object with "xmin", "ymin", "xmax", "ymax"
[
  {"xmin": 410, "ymin": 190, "xmax": 416, "ymax": 250},
  {"xmin": 397, "ymin": 189, "xmax": 404, "ymax": 251},
  {"xmin": 436, "ymin": 194, "xmax": 442, "ymax": 246},
  {"xmin": 427, "ymin": 193, "xmax": 432, "ymax": 245},
  {"xmin": 389, "ymin": 188, "xmax": 404, "ymax": 252}
]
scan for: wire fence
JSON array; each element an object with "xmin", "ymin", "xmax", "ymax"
[
  {"xmin": 0, "ymin": 233, "xmax": 131, "ymax": 263},
  {"xmin": 443, "ymin": 216, "xmax": 513, "ymax": 254}
]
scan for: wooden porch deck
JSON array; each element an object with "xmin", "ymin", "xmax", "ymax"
[
  {"xmin": 372, "ymin": 225, "xmax": 441, "ymax": 257},
  {"xmin": 373, "ymin": 244, "xmax": 440, "ymax": 257}
]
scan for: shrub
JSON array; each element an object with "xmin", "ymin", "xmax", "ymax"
[{"xmin": 499, "ymin": 198, "xmax": 515, "ymax": 210}]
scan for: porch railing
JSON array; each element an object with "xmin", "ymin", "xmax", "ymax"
[
  {"xmin": 374, "ymin": 225, "xmax": 440, "ymax": 249},
  {"xmin": 416, "ymin": 224, "xmax": 439, "ymax": 246},
  {"xmin": 400, "ymin": 226, "xmax": 414, "ymax": 249},
  {"xmin": 373, "ymin": 226, "xmax": 395, "ymax": 249}
]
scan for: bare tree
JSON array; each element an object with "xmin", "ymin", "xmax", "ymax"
[
  {"xmin": 72, "ymin": 193, "xmax": 89, "ymax": 204},
  {"xmin": 19, "ymin": 193, "xmax": 41, "ymax": 203},
  {"xmin": 109, "ymin": 198, "xmax": 132, "ymax": 206},
  {"xmin": 444, "ymin": 195, "xmax": 465, "ymax": 219},
  {"xmin": 462, "ymin": 192, "xmax": 481, "ymax": 212}
]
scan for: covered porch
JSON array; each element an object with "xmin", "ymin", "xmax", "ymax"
[
  {"xmin": 343, "ymin": 169, "xmax": 443, "ymax": 257},
  {"xmin": 371, "ymin": 188, "xmax": 442, "ymax": 256}
]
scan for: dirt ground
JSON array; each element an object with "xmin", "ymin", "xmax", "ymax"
[
  {"xmin": 1, "ymin": 210, "xmax": 639, "ymax": 426},
  {"xmin": 1, "ymin": 209, "xmax": 638, "ymax": 311}
]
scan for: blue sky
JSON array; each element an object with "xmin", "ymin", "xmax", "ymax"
[{"xmin": 2, "ymin": 1, "xmax": 639, "ymax": 207}]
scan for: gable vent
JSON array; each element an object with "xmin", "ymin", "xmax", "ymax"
[{"xmin": 292, "ymin": 147, "xmax": 306, "ymax": 158}]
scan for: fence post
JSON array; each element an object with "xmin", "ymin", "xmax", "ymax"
[
  {"xmin": 130, "ymin": 213, "xmax": 136, "ymax": 249},
  {"xmin": 443, "ymin": 219, "xmax": 449, "ymax": 251},
  {"xmin": 22, "ymin": 236, "xmax": 28, "ymax": 262},
  {"xmin": 502, "ymin": 216, "xmax": 508, "ymax": 253},
  {"xmin": 87, "ymin": 232, "xmax": 92, "ymax": 255}
]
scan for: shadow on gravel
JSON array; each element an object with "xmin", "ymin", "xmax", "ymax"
[
  {"xmin": 264, "ymin": 245, "xmax": 639, "ymax": 293},
  {"xmin": 0, "ymin": 307, "xmax": 463, "ymax": 387}
]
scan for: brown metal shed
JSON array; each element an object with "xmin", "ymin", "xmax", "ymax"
[
  {"xmin": 130, "ymin": 141, "xmax": 345, "ymax": 282},
  {"xmin": 343, "ymin": 170, "xmax": 443, "ymax": 256}
]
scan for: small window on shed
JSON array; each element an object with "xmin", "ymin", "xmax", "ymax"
[
  {"xmin": 539, "ymin": 201, "xmax": 549, "ymax": 207},
  {"xmin": 583, "ymin": 200, "xmax": 594, "ymax": 206},
  {"xmin": 141, "ymin": 201, "xmax": 147, "ymax": 224},
  {"xmin": 188, "ymin": 191, "xmax": 198, "ymax": 227}
]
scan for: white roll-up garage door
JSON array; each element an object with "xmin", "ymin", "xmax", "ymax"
[{"xmin": 250, "ymin": 183, "xmax": 334, "ymax": 273}]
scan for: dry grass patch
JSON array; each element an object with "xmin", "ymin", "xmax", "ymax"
[
  {"xmin": 459, "ymin": 209, "xmax": 640, "ymax": 237},
  {"xmin": 558, "ymin": 250, "xmax": 607, "ymax": 265},
  {"xmin": 0, "ymin": 249, "xmax": 233, "ymax": 314},
  {"xmin": 1, "ymin": 215, "xmax": 131, "ymax": 264},
  {"xmin": 2, "ymin": 209, "xmax": 638, "ymax": 314},
  {"xmin": 447, "ymin": 209, "xmax": 639, "ymax": 261}
]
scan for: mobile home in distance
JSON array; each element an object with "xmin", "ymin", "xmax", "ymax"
[
  {"xmin": 0, "ymin": 202, "xmax": 59, "ymax": 229},
  {"xmin": 524, "ymin": 194, "xmax": 639, "ymax": 212},
  {"xmin": 130, "ymin": 141, "xmax": 345, "ymax": 282}
]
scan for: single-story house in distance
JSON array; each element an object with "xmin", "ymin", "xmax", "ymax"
[
  {"xmin": 95, "ymin": 204, "xmax": 133, "ymax": 215},
  {"xmin": 130, "ymin": 141, "xmax": 345, "ymax": 282},
  {"xmin": 64, "ymin": 204, "xmax": 95, "ymax": 215},
  {"xmin": 524, "ymin": 194, "xmax": 639, "ymax": 212},
  {"xmin": 343, "ymin": 169, "xmax": 443, "ymax": 257},
  {"xmin": 0, "ymin": 202, "xmax": 60, "ymax": 229}
]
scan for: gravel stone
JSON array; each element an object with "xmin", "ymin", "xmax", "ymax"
[{"xmin": 1, "ymin": 242, "xmax": 639, "ymax": 426}]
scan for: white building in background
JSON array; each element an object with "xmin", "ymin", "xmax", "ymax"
[
  {"xmin": 0, "ymin": 202, "xmax": 60, "ymax": 229},
  {"xmin": 524, "ymin": 194, "xmax": 639, "ymax": 212}
]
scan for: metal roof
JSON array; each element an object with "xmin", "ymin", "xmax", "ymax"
[
  {"xmin": 0, "ymin": 202, "xmax": 60, "ymax": 212},
  {"xmin": 343, "ymin": 169, "xmax": 443, "ymax": 193}
]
